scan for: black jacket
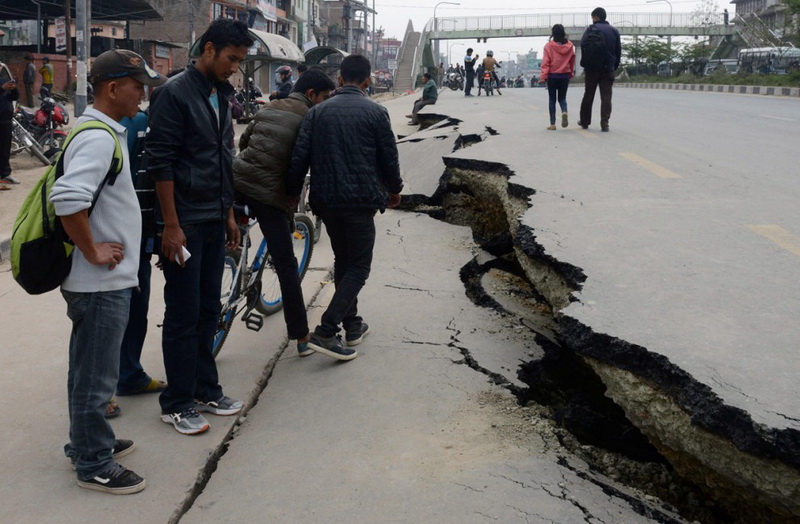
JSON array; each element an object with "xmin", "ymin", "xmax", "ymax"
[
  {"xmin": 0, "ymin": 85, "xmax": 19, "ymax": 121},
  {"xmin": 146, "ymin": 64, "xmax": 234, "ymax": 225},
  {"xmin": 286, "ymin": 85, "xmax": 403, "ymax": 212},
  {"xmin": 580, "ymin": 21, "xmax": 622, "ymax": 72}
]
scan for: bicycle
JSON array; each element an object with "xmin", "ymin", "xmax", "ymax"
[
  {"xmin": 212, "ymin": 203, "xmax": 315, "ymax": 358},
  {"xmin": 297, "ymin": 173, "xmax": 323, "ymax": 244}
]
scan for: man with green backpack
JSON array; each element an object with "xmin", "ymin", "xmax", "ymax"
[{"xmin": 48, "ymin": 50, "xmax": 164, "ymax": 494}]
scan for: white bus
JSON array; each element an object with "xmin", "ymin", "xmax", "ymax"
[{"xmin": 738, "ymin": 47, "xmax": 800, "ymax": 75}]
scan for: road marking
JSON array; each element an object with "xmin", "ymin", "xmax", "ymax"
[
  {"xmin": 619, "ymin": 152, "xmax": 681, "ymax": 179},
  {"xmin": 760, "ymin": 114, "xmax": 794, "ymax": 122},
  {"xmin": 573, "ymin": 128, "xmax": 597, "ymax": 138},
  {"xmin": 747, "ymin": 225, "xmax": 800, "ymax": 258}
]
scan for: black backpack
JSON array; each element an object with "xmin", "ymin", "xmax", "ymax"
[{"xmin": 580, "ymin": 25, "xmax": 609, "ymax": 72}]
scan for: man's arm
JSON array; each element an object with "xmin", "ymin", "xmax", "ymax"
[
  {"xmin": 60, "ymin": 211, "xmax": 125, "ymax": 270},
  {"xmin": 286, "ymin": 112, "xmax": 314, "ymax": 200},
  {"xmin": 375, "ymin": 108, "xmax": 403, "ymax": 208},
  {"xmin": 154, "ymin": 180, "xmax": 187, "ymax": 266}
]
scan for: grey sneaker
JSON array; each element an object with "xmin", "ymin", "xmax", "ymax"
[
  {"xmin": 77, "ymin": 462, "xmax": 146, "ymax": 495},
  {"xmin": 195, "ymin": 395, "xmax": 243, "ymax": 416},
  {"xmin": 160, "ymin": 408, "xmax": 210, "ymax": 435},
  {"xmin": 308, "ymin": 333, "xmax": 358, "ymax": 361},
  {"xmin": 345, "ymin": 323, "xmax": 370, "ymax": 347}
]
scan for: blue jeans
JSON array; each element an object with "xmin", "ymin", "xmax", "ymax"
[
  {"xmin": 315, "ymin": 209, "xmax": 376, "ymax": 338},
  {"xmin": 547, "ymin": 77, "xmax": 570, "ymax": 125},
  {"xmin": 245, "ymin": 198, "xmax": 309, "ymax": 340},
  {"xmin": 159, "ymin": 221, "xmax": 225, "ymax": 414},
  {"xmin": 62, "ymin": 288, "xmax": 132, "ymax": 480},
  {"xmin": 117, "ymin": 246, "xmax": 153, "ymax": 394}
]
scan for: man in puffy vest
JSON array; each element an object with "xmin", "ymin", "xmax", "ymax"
[{"xmin": 577, "ymin": 7, "xmax": 621, "ymax": 132}]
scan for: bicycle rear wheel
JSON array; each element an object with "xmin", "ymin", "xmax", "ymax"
[
  {"xmin": 255, "ymin": 213, "xmax": 315, "ymax": 316},
  {"xmin": 213, "ymin": 253, "xmax": 241, "ymax": 358}
]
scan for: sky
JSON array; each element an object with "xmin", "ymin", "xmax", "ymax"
[{"xmin": 370, "ymin": 0, "xmax": 730, "ymax": 62}]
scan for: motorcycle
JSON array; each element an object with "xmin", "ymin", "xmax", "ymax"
[
  {"xmin": 10, "ymin": 117, "xmax": 50, "ymax": 166},
  {"xmin": 15, "ymin": 87, "xmax": 69, "ymax": 158},
  {"xmin": 446, "ymin": 71, "xmax": 464, "ymax": 91},
  {"xmin": 481, "ymin": 71, "xmax": 494, "ymax": 96},
  {"xmin": 234, "ymin": 81, "xmax": 266, "ymax": 122},
  {"xmin": 514, "ymin": 77, "xmax": 525, "ymax": 88}
]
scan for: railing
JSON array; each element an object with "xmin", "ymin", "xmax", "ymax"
[{"xmin": 425, "ymin": 12, "xmax": 726, "ymax": 34}]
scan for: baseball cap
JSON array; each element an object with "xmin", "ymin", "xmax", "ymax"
[{"xmin": 89, "ymin": 49, "xmax": 166, "ymax": 87}]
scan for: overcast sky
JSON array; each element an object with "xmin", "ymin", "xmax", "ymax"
[{"xmin": 370, "ymin": 0, "xmax": 731, "ymax": 62}]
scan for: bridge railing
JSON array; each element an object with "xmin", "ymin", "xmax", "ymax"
[{"xmin": 424, "ymin": 11, "xmax": 726, "ymax": 34}]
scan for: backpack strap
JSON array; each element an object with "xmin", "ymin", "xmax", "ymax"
[{"xmin": 42, "ymin": 120, "xmax": 125, "ymax": 238}]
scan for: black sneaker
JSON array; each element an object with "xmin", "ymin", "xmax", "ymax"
[
  {"xmin": 77, "ymin": 462, "xmax": 146, "ymax": 495},
  {"xmin": 70, "ymin": 439, "xmax": 136, "ymax": 470},
  {"xmin": 345, "ymin": 323, "xmax": 370, "ymax": 347},
  {"xmin": 308, "ymin": 333, "xmax": 358, "ymax": 361}
]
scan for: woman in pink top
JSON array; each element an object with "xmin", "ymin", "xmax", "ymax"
[{"xmin": 540, "ymin": 24, "xmax": 576, "ymax": 130}]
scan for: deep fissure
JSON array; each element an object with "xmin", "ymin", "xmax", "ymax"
[{"xmin": 402, "ymin": 127, "xmax": 800, "ymax": 523}]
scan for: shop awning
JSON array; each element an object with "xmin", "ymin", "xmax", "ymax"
[
  {"xmin": 0, "ymin": 0, "xmax": 162, "ymax": 21},
  {"xmin": 190, "ymin": 28, "xmax": 305, "ymax": 63}
]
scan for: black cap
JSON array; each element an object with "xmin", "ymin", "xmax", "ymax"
[{"xmin": 89, "ymin": 49, "xmax": 166, "ymax": 87}]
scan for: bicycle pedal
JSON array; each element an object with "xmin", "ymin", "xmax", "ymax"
[{"xmin": 242, "ymin": 312, "xmax": 264, "ymax": 332}]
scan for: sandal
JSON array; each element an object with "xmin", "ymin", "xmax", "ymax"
[
  {"xmin": 116, "ymin": 377, "xmax": 167, "ymax": 396},
  {"xmin": 105, "ymin": 399, "xmax": 121, "ymax": 419}
]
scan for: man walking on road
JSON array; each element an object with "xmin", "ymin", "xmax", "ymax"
[
  {"xmin": 51, "ymin": 49, "xmax": 166, "ymax": 494},
  {"xmin": 577, "ymin": 7, "xmax": 621, "ymax": 132},
  {"xmin": 146, "ymin": 19, "xmax": 253, "ymax": 435},
  {"xmin": 287, "ymin": 55, "xmax": 403, "ymax": 361},
  {"xmin": 234, "ymin": 69, "xmax": 335, "ymax": 357}
]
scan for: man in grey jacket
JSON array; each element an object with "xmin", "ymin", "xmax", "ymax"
[
  {"xmin": 287, "ymin": 55, "xmax": 403, "ymax": 360},
  {"xmin": 234, "ymin": 69, "xmax": 335, "ymax": 357},
  {"xmin": 51, "ymin": 49, "xmax": 165, "ymax": 495}
]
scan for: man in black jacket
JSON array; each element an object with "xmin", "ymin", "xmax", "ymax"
[
  {"xmin": 287, "ymin": 55, "xmax": 403, "ymax": 361},
  {"xmin": 577, "ymin": 7, "xmax": 621, "ymax": 132},
  {"xmin": 146, "ymin": 19, "xmax": 253, "ymax": 435}
]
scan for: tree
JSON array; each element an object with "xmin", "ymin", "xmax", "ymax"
[{"xmin": 691, "ymin": 0, "xmax": 721, "ymax": 26}]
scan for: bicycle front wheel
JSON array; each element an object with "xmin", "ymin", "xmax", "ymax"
[
  {"xmin": 255, "ymin": 213, "xmax": 315, "ymax": 316},
  {"xmin": 213, "ymin": 253, "xmax": 241, "ymax": 358}
]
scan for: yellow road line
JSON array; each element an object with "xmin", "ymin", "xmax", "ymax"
[
  {"xmin": 747, "ymin": 225, "xmax": 800, "ymax": 258},
  {"xmin": 619, "ymin": 152, "xmax": 681, "ymax": 179},
  {"xmin": 573, "ymin": 128, "xmax": 597, "ymax": 138}
]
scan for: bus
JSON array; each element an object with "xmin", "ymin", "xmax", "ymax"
[{"xmin": 738, "ymin": 47, "xmax": 800, "ymax": 75}]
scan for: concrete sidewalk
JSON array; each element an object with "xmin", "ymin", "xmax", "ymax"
[{"xmin": 0, "ymin": 91, "xmax": 680, "ymax": 523}]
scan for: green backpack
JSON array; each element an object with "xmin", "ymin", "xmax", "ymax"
[{"xmin": 10, "ymin": 120, "xmax": 124, "ymax": 295}]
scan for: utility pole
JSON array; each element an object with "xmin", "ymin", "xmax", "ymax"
[
  {"xmin": 65, "ymin": 0, "xmax": 73, "ymax": 93},
  {"xmin": 75, "ymin": 0, "xmax": 87, "ymax": 116}
]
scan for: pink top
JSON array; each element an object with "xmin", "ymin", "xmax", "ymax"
[{"xmin": 540, "ymin": 40, "xmax": 575, "ymax": 81}]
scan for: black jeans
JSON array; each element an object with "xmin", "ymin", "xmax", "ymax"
[
  {"xmin": 315, "ymin": 208, "xmax": 376, "ymax": 338},
  {"xmin": 546, "ymin": 77, "xmax": 570, "ymax": 125},
  {"xmin": 159, "ymin": 221, "xmax": 225, "ymax": 414},
  {"xmin": 579, "ymin": 71, "xmax": 615, "ymax": 128},
  {"xmin": 117, "ymin": 244, "xmax": 153, "ymax": 394},
  {"xmin": 464, "ymin": 70, "xmax": 475, "ymax": 95},
  {"xmin": 246, "ymin": 198, "xmax": 309, "ymax": 340}
]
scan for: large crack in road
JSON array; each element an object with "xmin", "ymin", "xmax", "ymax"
[{"xmin": 402, "ymin": 116, "xmax": 800, "ymax": 523}]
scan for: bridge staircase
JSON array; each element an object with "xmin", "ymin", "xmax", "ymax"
[
  {"xmin": 394, "ymin": 21, "xmax": 420, "ymax": 92},
  {"xmin": 734, "ymin": 12, "xmax": 785, "ymax": 48}
]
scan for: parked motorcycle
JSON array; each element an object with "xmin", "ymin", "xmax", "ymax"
[
  {"xmin": 234, "ymin": 79, "xmax": 266, "ymax": 122},
  {"xmin": 446, "ymin": 71, "xmax": 464, "ymax": 91},
  {"xmin": 15, "ymin": 88, "xmax": 69, "ymax": 158},
  {"xmin": 10, "ymin": 117, "xmax": 50, "ymax": 166},
  {"xmin": 514, "ymin": 77, "xmax": 525, "ymax": 88}
]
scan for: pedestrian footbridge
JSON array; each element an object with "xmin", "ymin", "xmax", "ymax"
[{"xmin": 396, "ymin": 12, "xmax": 736, "ymax": 91}]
